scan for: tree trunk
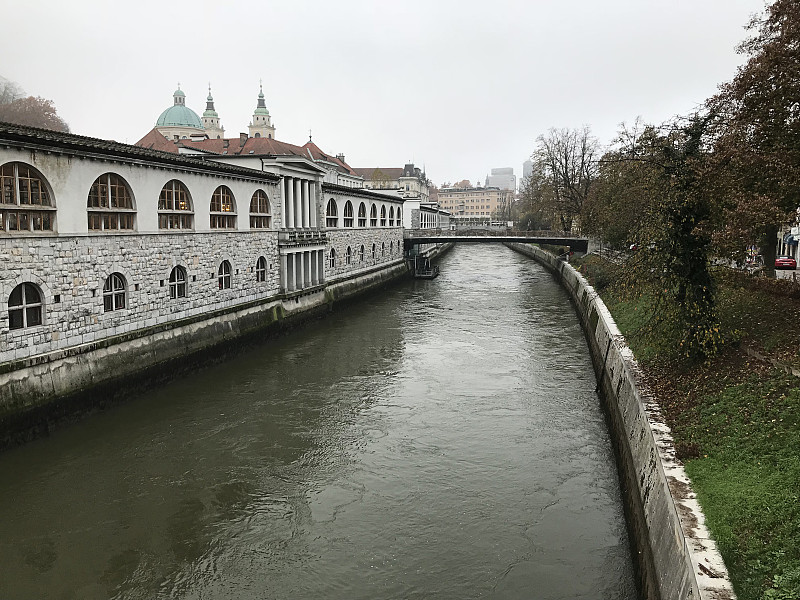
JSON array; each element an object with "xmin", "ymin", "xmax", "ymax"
[{"xmin": 761, "ymin": 223, "xmax": 779, "ymax": 278}]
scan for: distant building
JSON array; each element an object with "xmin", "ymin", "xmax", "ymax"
[
  {"xmin": 437, "ymin": 186, "xmax": 513, "ymax": 221},
  {"xmin": 484, "ymin": 167, "xmax": 516, "ymax": 191},
  {"xmin": 353, "ymin": 164, "xmax": 429, "ymax": 204},
  {"xmin": 522, "ymin": 160, "xmax": 533, "ymax": 181}
]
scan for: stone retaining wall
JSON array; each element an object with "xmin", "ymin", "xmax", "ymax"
[
  {"xmin": 0, "ymin": 258, "xmax": 410, "ymax": 449},
  {"xmin": 506, "ymin": 242, "xmax": 735, "ymax": 600}
]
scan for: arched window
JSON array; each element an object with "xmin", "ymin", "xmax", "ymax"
[
  {"xmin": 326, "ymin": 199, "xmax": 338, "ymax": 228},
  {"xmin": 1, "ymin": 162, "xmax": 55, "ymax": 232},
  {"xmin": 169, "ymin": 266, "xmax": 187, "ymax": 299},
  {"xmin": 250, "ymin": 189, "xmax": 271, "ymax": 229},
  {"xmin": 388, "ymin": 207, "xmax": 395, "ymax": 227},
  {"xmin": 343, "ymin": 201, "xmax": 354, "ymax": 227},
  {"xmin": 357, "ymin": 202, "xmax": 367, "ymax": 227},
  {"xmin": 370, "ymin": 204, "xmax": 377, "ymax": 227},
  {"xmin": 87, "ymin": 173, "xmax": 135, "ymax": 231},
  {"xmin": 359, "ymin": 245, "xmax": 365, "ymax": 262},
  {"xmin": 371, "ymin": 243, "xmax": 376, "ymax": 260},
  {"xmin": 102, "ymin": 272, "xmax": 126, "ymax": 312},
  {"xmin": 218, "ymin": 260, "xmax": 232, "ymax": 289},
  {"xmin": 382, "ymin": 242, "xmax": 386, "ymax": 256},
  {"xmin": 397, "ymin": 207, "xmax": 402, "ymax": 226},
  {"xmin": 346, "ymin": 246, "xmax": 352, "ymax": 265},
  {"xmin": 8, "ymin": 282, "xmax": 42, "ymax": 329},
  {"xmin": 328, "ymin": 248, "xmax": 336, "ymax": 268},
  {"xmin": 380, "ymin": 205, "xmax": 387, "ymax": 227},
  {"xmin": 255, "ymin": 256, "xmax": 267, "ymax": 282},
  {"xmin": 210, "ymin": 186, "xmax": 236, "ymax": 229},
  {"xmin": 158, "ymin": 180, "xmax": 193, "ymax": 230}
]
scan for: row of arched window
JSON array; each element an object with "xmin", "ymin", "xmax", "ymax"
[
  {"xmin": 1, "ymin": 161, "xmax": 273, "ymax": 233},
  {"xmin": 6, "ymin": 256, "xmax": 273, "ymax": 331},
  {"xmin": 327, "ymin": 240, "xmax": 402, "ymax": 268},
  {"xmin": 325, "ymin": 199, "xmax": 401, "ymax": 228}
]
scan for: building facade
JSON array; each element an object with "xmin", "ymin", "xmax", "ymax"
[
  {"xmin": 353, "ymin": 164, "xmax": 429, "ymax": 204},
  {"xmin": 436, "ymin": 186, "xmax": 513, "ymax": 222},
  {"xmin": 0, "ymin": 123, "xmax": 405, "ymax": 369}
]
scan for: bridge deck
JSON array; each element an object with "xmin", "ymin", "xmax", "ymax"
[{"xmin": 403, "ymin": 234, "xmax": 588, "ymax": 253}]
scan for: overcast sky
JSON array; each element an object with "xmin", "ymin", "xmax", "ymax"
[{"xmin": 2, "ymin": 0, "xmax": 767, "ymax": 187}]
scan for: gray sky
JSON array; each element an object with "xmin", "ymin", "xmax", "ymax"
[{"xmin": 2, "ymin": 0, "xmax": 767, "ymax": 187}]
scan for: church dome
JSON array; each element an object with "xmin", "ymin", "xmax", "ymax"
[
  {"xmin": 156, "ymin": 87, "xmax": 203, "ymax": 129},
  {"xmin": 156, "ymin": 104, "xmax": 203, "ymax": 129}
]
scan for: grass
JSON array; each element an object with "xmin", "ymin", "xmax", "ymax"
[{"xmin": 574, "ymin": 255, "xmax": 800, "ymax": 600}]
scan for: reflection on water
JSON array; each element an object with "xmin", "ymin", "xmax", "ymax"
[{"xmin": 0, "ymin": 244, "xmax": 636, "ymax": 600}]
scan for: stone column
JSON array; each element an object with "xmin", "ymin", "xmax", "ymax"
[
  {"xmin": 304, "ymin": 251, "xmax": 312, "ymax": 287},
  {"xmin": 302, "ymin": 180, "xmax": 310, "ymax": 228},
  {"xmin": 318, "ymin": 249, "xmax": 325, "ymax": 283},
  {"xmin": 280, "ymin": 179, "xmax": 286, "ymax": 229},
  {"xmin": 310, "ymin": 251, "xmax": 318, "ymax": 286},
  {"xmin": 286, "ymin": 252, "xmax": 295, "ymax": 292},
  {"xmin": 309, "ymin": 182, "xmax": 317, "ymax": 228},
  {"xmin": 286, "ymin": 177, "xmax": 295, "ymax": 229},
  {"xmin": 294, "ymin": 179, "xmax": 302, "ymax": 230},
  {"xmin": 296, "ymin": 253, "xmax": 304, "ymax": 290},
  {"xmin": 280, "ymin": 254, "xmax": 288, "ymax": 293}
]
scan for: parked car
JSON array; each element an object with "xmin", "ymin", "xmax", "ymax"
[{"xmin": 775, "ymin": 255, "xmax": 797, "ymax": 269}]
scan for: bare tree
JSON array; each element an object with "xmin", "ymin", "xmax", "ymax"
[
  {"xmin": 532, "ymin": 126, "xmax": 599, "ymax": 232},
  {"xmin": 0, "ymin": 76, "xmax": 24, "ymax": 105}
]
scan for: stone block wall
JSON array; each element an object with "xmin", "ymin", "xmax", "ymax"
[
  {"xmin": 326, "ymin": 228, "xmax": 405, "ymax": 280},
  {"xmin": 1, "ymin": 231, "xmax": 280, "ymax": 363}
]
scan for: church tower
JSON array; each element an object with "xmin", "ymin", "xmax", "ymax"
[
  {"xmin": 202, "ymin": 85, "xmax": 225, "ymax": 139},
  {"xmin": 248, "ymin": 83, "xmax": 275, "ymax": 139}
]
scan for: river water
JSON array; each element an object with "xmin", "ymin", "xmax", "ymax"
[{"xmin": 0, "ymin": 244, "xmax": 636, "ymax": 600}]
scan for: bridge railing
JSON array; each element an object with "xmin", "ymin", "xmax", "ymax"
[{"xmin": 403, "ymin": 228, "xmax": 582, "ymax": 239}]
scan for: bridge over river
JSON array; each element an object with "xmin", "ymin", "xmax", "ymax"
[
  {"xmin": 404, "ymin": 229, "xmax": 590, "ymax": 253},
  {"xmin": 0, "ymin": 244, "xmax": 635, "ymax": 599}
]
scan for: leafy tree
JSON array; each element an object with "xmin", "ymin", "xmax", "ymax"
[
  {"xmin": 531, "ymin": 126, "xmax": 599, "ymax": 233},
  {"xmin": 0, "ymin": 96, "xmax": 70, "ymax": 132},
  {"xmin": 708, "ymin": 0, "xmax": 800, "ymax": 276},
  {"xmin": 589, "ymin": 117, "xmax": 722, "ymax": 358}
]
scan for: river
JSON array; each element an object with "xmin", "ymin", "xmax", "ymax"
[{"xmin": 0, "ymin": 244, "xmax": 637, "ymax": 599}]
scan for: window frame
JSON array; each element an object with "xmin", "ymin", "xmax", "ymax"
[
  {"xmin": 328, "ymin": 248, "xmax": 336, "ymax": 268},
  {"xmin": 255, "ymin": 256, "xmax": 268, "ymax": 282},
  {"xmin": 0, "ymin": 162, "xmax": 56, "ymax": 233},
  {"xmin": 343, "ymin": 201, "xmax": 354, "ymax": 228},
  {"xmin": 169, "ymin": 266, "xmax": 187, "ymax": 299},
  {"xmin": 102, "ymin": 272, "xmax": 127, "ymax": 312},
  {"xmin": 87, "ymin": 173, "xmax": 136, "ymax": 232},
  {"xmin": 158, "ymin": 179, "xmax": 194, "ymax": 230},
  {"xmin": 218, "ymin": 260, "xmax": 232, "ymax": 290},
  {"xmin": 249, "ymin": 189, "xmax": 271, "ymax": 229},
  {"xmin": 357, "ymin": 202, "xmax": 367, "ymax": 227},
  {"xmin": 8, "ymin": 282, "xmax": 43, "ymax": 330},
  {"xmin": 210, "ymin": 185, "xmax": 237, "ymax": 230},
  {"xmin": 326, "ymin": 199, "xmax": 338, "ymax": 228},
  {"xmin": 369, "ymin": 204, "xmax": 377, "ymax": 227}
]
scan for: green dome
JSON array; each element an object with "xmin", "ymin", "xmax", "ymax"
[{"xmin": 156, "ymin": 104, "xmax": 203, "ymax": 129}]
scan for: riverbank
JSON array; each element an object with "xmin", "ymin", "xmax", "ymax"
[
  {"xmin": 506, "ymin": 242, "xmax": 735, "ymax": 600},
  {"xmin": 575, "ymin": 253, "xmax": 800, "ymax": 600}
]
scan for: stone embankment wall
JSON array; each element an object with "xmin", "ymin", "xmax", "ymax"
[
  {"xmin": 0, "ymin": 242, "xmax": 452, "ymax": 449},
  {"xmin": 506, "ymin": 243, "xmax": 735, "ymax": 600}
]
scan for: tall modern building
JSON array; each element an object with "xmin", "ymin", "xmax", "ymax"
[
  {"xmin": 485, "ymin": 167, "xmax": 516, "ymax": 191},
  {"xmin": 522, "ymin": 160, "xmax": 533, "ymax": 181}
]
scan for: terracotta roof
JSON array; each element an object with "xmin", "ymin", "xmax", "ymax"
[
  {"xmin": 322, "ymin": 182, "xmax": 405, "ymax": 202},
  {"xmin": 177, "ymin": 135, "xmax": 310, "ymax": 158},
  {"xmin": 135, "ymin": 127, "xmax": 183, "ymax": 153},
  {"xmin": 352, "ymin": 167, "xmax": 405, "ymax": 181},
  {"xmin": 301, "ymin": 140, "xmax": 357, "ymax": 175},
  {"xmin": 1, "ymin": 122, "xmax": 278, "ymax": 181}
]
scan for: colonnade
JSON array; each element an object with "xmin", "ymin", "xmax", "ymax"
[
  {"xmin": 281, "ymin": 176, "xmax": 318, "ymax": 229},
  {"xmin": 280, "ymin": 248, "xmax": 325, "ymax": 293}
]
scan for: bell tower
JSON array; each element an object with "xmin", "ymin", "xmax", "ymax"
[{"xmin": 248, "ymin": 82, "xmax": 275, "ymax": 139}]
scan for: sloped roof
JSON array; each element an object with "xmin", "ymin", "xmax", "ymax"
[
  {"xmin": 1, "ymin": 122, "xmax": 278, "ymax": 181},
  {"xmin": 302, "ymin": 140, "xmax": 356, "ymax": 175},
  {"xmin": 352, "ymin": 167, "xmax": 405, "ymax": 181}
]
